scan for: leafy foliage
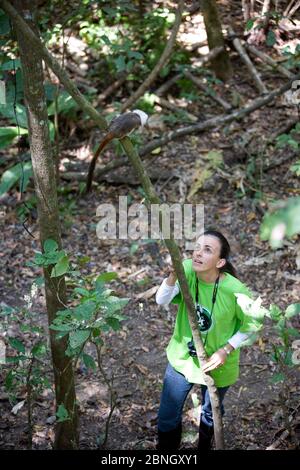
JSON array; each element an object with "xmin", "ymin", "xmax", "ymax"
[
  {"xmin": 0, "ymin": 160, "xmax": 33, "ymax": 195},
  {"xmin": 235, "ymin": 295, "xmax": 300, "ymax": 388},
  {"xmin": 260, "ymin": 197, "xmax": 300, "ymax": 248}
]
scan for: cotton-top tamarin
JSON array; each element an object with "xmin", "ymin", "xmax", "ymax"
[{"xmin": 86, "ymin": 109, "xmax": 148, "ymax": 192}]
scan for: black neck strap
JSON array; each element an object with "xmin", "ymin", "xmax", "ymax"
[{"xmin": 195, "ymin": 274, "xmax": 220, "ymax": 310}]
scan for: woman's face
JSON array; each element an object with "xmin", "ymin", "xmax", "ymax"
[{"xmin": 192, "ymin": 235, "xmax": 226, "ymax": 273}]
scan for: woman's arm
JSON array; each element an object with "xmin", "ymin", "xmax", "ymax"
[
  {"xmin": 227, "ymin": 331, "xmax": 250, "ymax": 349},
  {"xmin": 156, "ymin": 278, "xmax": 180, "ymax": 305}
]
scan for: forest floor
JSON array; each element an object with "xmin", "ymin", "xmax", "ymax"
[{"xmin": 0, "ymin": 1, "xmax": 300, "ymax": 451}]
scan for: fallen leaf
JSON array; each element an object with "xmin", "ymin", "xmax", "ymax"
[
  {"xmin": 11, "ymin": 400, "xmax": 25, "ymax": 415},
  {"xmin": 135, "ymin": 364, "xmax": 148, "ymax": 375},
  {"xmin": 135, "ymin": 285, "xmax": 158, "ymax": 300}
]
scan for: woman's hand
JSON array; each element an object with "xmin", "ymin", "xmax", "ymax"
[
  {"xmin": 202, "ymin": 348, "xmax": 227, "ymax": 373},
  {"xmin": 166, "ymin": 266, "xmax": 177, "ymax": 286}
]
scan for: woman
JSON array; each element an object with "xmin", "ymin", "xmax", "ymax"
[{"xmin": 155, "ymin": 229, "xmax": 259, "ymax": 450}]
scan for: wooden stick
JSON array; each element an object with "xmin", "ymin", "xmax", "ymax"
[
  {"xmin": 266, "ymin": 404, "xmax": 300, "ymax": 450},
  {"xmin": 98, "ymin": 75, "xmax": 127, "ymax": 102},
  {"xmin": 228, "ymin": 27, "xmax": 268, "ymax": 94},
  {"xmin": 142, "ymin": 73, "xmax": 300, "ymax": 156},
  {"xmin": 80, "ymin": 71, "xmax": 300, "ymax": 179},
  {"xmin": 287, "ymin": 0, "xmax": 300, "ymax": 18},
  {"xmin": 62, "ymin": 168, "xmax": 175, "ymax": 185},
  {"xmin": 261, "ymin": 0, "xmax": 271, "ymax": 31},
  {"xmin": 245, "ymin": 43, "xmax": 295, "ymax": 79},
  {"xmin": 184, "ymin": 70, "xmax": 232, "ymax": 112},
  {"xmin": 155, "ymin": 74, "xmax": 182, "ymax": 97},
  {"xmin": 284, "ymin": 0, "xmax": 297, "ymax": 16},
  {"xmin": 242, "ymin": 0, "xmax": 251, "ymax": 22}
]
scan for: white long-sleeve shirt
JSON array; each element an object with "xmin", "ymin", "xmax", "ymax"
[{"xmin": 156, "ymin": 278, "xmax": 249, "ymax": 349}]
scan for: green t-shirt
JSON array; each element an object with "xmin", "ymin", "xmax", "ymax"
[{"xmin": 166, "ymin": 258, "xmax": 256, "ymax": 387}]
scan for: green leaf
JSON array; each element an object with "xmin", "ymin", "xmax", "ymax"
[
  {"xmin": 47, "ymin": 90, "xmax": 78, "ymax": 117},
  {"xmin": 33, "ymin": 276, "xmax": 44, "ymax": 287},
  {"xmin": 8, "ymin": 338, "xmax": 25, "ymax": 354},
  {"xmin": 44, "ymin": 239, "xmax": 58, "ymax": 253},
  {"xmin": 0, "ymin": 59, "xmax": 21, "ymax": 71},
  {"xmin": 93, "ymin": 337, "xmax": 104, "ymax": 347},
  {"xmin": 268, "ymin": 304, "xmax": 282, "ymax": 321},
  {"xmin": 0, "ymin": 103, "xmax": 28, "ymax": 129},
  {"xmin": 74, "ymin": 287, "xmax": 90, "ymax": 296},
  {"xmin": 69, "ymin": 330, "xmax": 90, "ymax": 349},
  {"xmin": 0, "ymin": 160, "xmax": 32, "ymax": 195},
  {"xmin": 100, "ymin": 34, "xmax": 112, "ymax": 46},
  {"xmin": 0, "ymin": 305, "xmax": 15, "ymax": 316},
  {"xmin": 56, "ymin": 404, "xmax": 70, "ymax": 423},
  {"xmin": 0, "ymin": 80, "xmax": 5, "ymax": 105},
  {"xmin": 266, "ymin": 30, "xmax": 276, "ymax": 47},
  {"xmin": 73, "ymin": 302, "xmax": 96, "ymax": 321},
  {"xmin": 115, "ymin": 55, "xmax": 126, "ymax": 72},
  {"xmin": 285, "ymin": 303, "xmax": 300, "ymax": 319},
  {"xmin": 31, "ymin": 343, "xmax": 47, "ymax": 357},
  {"xmin": 96, "ymin": 272, "xmax": 118, "ymax": 283},
  {"xmin": 105, "ymin": 317, "xmax": 121, "ymax": 331},
  {"xmin": 95, "ymin": 279, "xmax": 106, "ymax": 295},
  {"xmin": 287, "ymin": 328, "xmax": 300, "ymax": 338},
  {"xmin": 130, "ymin": 243, "xmax": 139, "ymax": 255},
  {"xmin": 105, "ymin": 296, "xmax": 129, "ymax": 315},
  {"xmin": 82, "ymin": 353, "xmax": 96, "ymax": 370},
  {"xmin": 55, "ymin": 331, "xmax": 70, "ymax": 340},
  {"xmin": 128, "ymin": 51, "xmax": 143, "ymax": 60},
  {"xmin": 51, "ymin": 255, "xmax": 69, "ymax": 277},
  {"xmin": 290, "ymin": 160, "xmax": 300, "ymax": 176},
  {"xmin": 5, "ymin": 370, "xmax": 14, "ymax": 390},
  {"xmin": 246, "ymin": 19, "xmax": 254, "ymax": 31},
  {"xmin": 270, "ymin": 372, "xmax": 285, "ymax": 383},
  {"xmin": 0, "ymin": 11, "xmax": 10, "ymax": 35},
  {"xmin": 260, "ymin": 197, "xmax": 300, "ymax": 248},
  {"xmin": 235, "ymin": 294, "xmax": 267, "ymax": 319},
  {"xmin": 5, "ymin": 356, "xmax": 24, "ymax": 364},
  {"xmin": 50, "ymin": 323, "xmax": 74, "ymax": 332},
  {"xmin": 92, "ymin": 327, "xmax": 101, "ymax": 338}
]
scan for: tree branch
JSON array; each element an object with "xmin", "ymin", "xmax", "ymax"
[
  {"xmin": 184, "ymin": 70, "xmax": 232, "ymax": 112},
  {"xmin": 228, "ymin": 27, "xmax": 268, "ymax": 94},
  {"xmin": 82, "ymin": 72, "xmax": 300, "ymax": 182},
  {"xmin": 244, "ymin": 43, "xmax": 295, "ymax": 79}
]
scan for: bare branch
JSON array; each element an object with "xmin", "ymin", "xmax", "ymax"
[
  {"xmin": 228, "ymin": 27, "xmax": 268, "ymax": 94},
  {"xmin": 245, "ymin": 43, "xmax": 295, "ymax": 79},
  {"xmin": 76, "ymin": 72, "xmax": 300, "ymax": 180},
  {"xmin": 184, "ymin": 70, "xmax": 232, "ymax": 112}
]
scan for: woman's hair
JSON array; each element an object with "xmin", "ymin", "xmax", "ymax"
[{"xmin": 203, "ymin": 229, "xmax": 238, "ymax": 279}]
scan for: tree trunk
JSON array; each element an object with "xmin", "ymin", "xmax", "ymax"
[
  {"xmin": 11, "ymin": 0, "xmax": 78, "ymax": 449},
  {"xmin": 200, "ymin": 0, "xmax": 233, "ymax": 82}
]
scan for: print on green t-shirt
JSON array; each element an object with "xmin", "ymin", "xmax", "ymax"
[{"xmin": 166, "ymin": 258, "xmax": 256, "ymax": 387}]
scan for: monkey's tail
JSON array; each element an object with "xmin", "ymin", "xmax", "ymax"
[{"xmin": 86, "ymin": 132, "xmax": 114, "ymax": 192}]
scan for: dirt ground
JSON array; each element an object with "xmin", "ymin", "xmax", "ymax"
[
  {"xmin": 0, "ymin": 1, "xmax": 300, "ymax": 451},
  {"xmin": 1, "ymin": 134, "xmax": 299, "ymax": 449}
]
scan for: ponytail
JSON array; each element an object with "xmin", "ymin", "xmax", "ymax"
[{"xmin": 220, "ymin": 259, "xmax": 238, "ymax": 279}]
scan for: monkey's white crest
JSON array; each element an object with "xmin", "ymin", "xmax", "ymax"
[{"xmin": 132, "ymin": 109, "xmax": 148, "ymax": 127}]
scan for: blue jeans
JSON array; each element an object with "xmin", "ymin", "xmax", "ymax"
[{"xmin": 158, "ymin": 362, "xmax": 229, "ymax": 432}]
